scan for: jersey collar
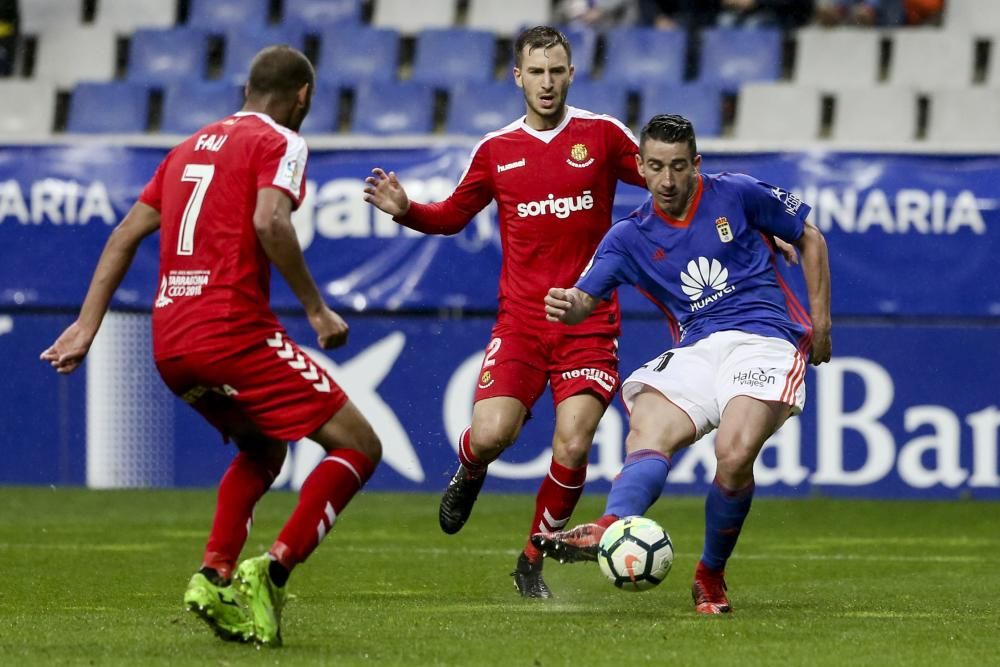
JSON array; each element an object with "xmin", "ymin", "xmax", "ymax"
[
  {"xmin": 518, "ymin": 106, "xmax": 577, "ymax": 144},
  {"xmin": 653, "ymin": 174, "xmax": 704, "ymax": 228}
]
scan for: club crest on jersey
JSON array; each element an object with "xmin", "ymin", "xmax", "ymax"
[
  {"xmin": 479, "ymin": 369, "xmax": 495, "ymax": 389},
  {"xmin": 715, "ymin": 216, "xmax": 734, "ymax": 243},
  {"xmin": 567, "ymin": 143, "xmax": 595, "ymax": 168}
]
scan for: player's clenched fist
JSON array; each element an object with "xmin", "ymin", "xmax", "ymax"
[
  {"xmin": 544, "ymin": 287, "xmax": 573, "ymax": 322},
  {"xmin": 309, "ymin": 306, "xmax": 349, "ymax": 349}
]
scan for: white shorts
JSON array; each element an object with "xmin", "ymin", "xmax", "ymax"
[{"xmin": 621, "ymin": 331, "xmax": 807, "ymax": 439}]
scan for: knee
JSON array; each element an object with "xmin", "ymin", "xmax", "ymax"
[
  {"xmin": 470, "ymin": 424, "xmax": 516, "ymax": 460},
  {"xmin": 552, "ymin": 434, "xmax": 592, "ymax": 467},
  {"xmin": 714, "ymin": 440, "xmax": 756, "ymax": 486},
  {"xmin": 355, "ymin": 422, "xmax": 382, "ymax": 465},
  {"xmin": 237, "ymin": 436, "xmax": 287, "ymax": 475}
]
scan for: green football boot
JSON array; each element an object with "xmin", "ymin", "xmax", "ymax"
[
  {"xmin": 235, "ymin": 555, "xmax": 288, "ymax": 647},
  {"xmin": 183, "ymin": 572, "xmax": 253, "ymax": 642}
]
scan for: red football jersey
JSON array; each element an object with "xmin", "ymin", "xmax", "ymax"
[
  {"xmin": 140, "ymin": 111, "xmax": 308, "ymax": 360},
  {"xmin": 397, "ymin": 107, "xmax": 643, "ymax": 335}
]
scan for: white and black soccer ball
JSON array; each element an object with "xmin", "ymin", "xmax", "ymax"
[{"xmin": 598, "ymin": 516, "xmax": 674, "ymax": 591}]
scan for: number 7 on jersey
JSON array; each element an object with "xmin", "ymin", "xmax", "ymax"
[{"xmin": 177, "ymin": 163, "xmax": 215, "ymax": 256}]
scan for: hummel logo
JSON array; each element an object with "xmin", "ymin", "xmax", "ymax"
[
  {"xmin": 681, "ymin": 257, "xmax": 728, "ymax": 300},
  {"xmin": 497, "ymin": 158, "xmax": 526, "ymax": 173}
]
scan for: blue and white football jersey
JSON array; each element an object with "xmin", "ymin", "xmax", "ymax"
[{"xmin": 577, "ymin": 172, "xmax": 814, "ymax": 355}]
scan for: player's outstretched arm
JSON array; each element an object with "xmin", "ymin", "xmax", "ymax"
[
  {"xmin": 545, "ymin": 287, "xmax": 599, "ymax": 326},
  {"xmin": 255, "ymin": 187, "xmax": 348, "ymax": 349},
  {"xmin": 40, "ymin": 202, "xmax": 161, "ymax": 374},
  {"xmin": 363, "ymin": 167, "xmax": 410, "ymax": 218},
  {"xmin": 795, "ymin": 221, "xmax": 832, "ymax": 364}
]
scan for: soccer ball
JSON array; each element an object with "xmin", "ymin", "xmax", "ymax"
[{"xmin": 597, "ymin": 516, "xmax": 674, "ymax": 591}]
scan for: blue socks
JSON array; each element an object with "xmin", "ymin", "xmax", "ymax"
[
  {"xmin": 701, "ymin": 477, "xmax": 755, "ymax": 571},
  {"xmin": 605, "ymin": 449, "xmax": 672, "ymax": 519}
]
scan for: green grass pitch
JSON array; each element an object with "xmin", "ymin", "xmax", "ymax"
[{"xmin": 0, "ymin": 487, "xmax": 997, "ymax": 666}]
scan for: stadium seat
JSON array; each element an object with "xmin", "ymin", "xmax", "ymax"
[
  {"xmin": 316, "ymin": 26, "xmax": 400, "ymax": 88},
  {"xmin": 299, "ymin": 84, "xmax": 340, "ymax": 135},
  {"xmin": 944, "ymin": 0, "xmax": 1000, "ymax": 35},
  {"xmin": 20, "ymin": 0, "xmax": 84, "ymax": 34},
  {"xmin": 33, "ymin": 25, "xmax": 117, "ymax": 88},
  {"xmin": 66, "ymin": 82, "xmax": 150, "ymax": 134},
  {"xmin": 886, "ymin": 30, "xmax": 976, "ymax": 87},
  {"xmin": 188, "ymin": 0, "xmax": 269, "ymax": 32},
  {"xmin": 411, "ymin": 29, "xmax": 496, "ymax": 89},
  {"xmin": 563, "ymin": 27, "xmax": 598, "ymax": 80},
  {"xmin": 466, "ymin": 0, "xmax": 551, "ymax": 37},
  {"xmin": 698, "ymin": 27, "xmax": 782, "ymax": 91},
  {"xmin": 603, "ymin": 28, "xmax": 688, "ymax": 89},
  {"xmin": 795, "ymin": 28, "xmax": 880, "ymax": 87},
  {"xmin": 735, "ymin": 83, "xmax": 822, "ymax": 142},
  {"xmin": 445, "ymin": 81, "xmax": 523, "ymax": 135},
  {"xmin": 352, "ymin": 82, "xmax": 435, "ymax": 135},
  {"xmin": 222, "ymin": 27, "xmax": 307, "ymax": 84},
  {"xmin": 0, "ymin": 81, "xmax": 56, "ymax": 138},
  {"xmin": 127, "ymin": 28, "xmax": 211, "ymax": 85},
  {"xmin": 372, "ymin": 0, "xmax": 457, "ymax": 34},
  {"xmin": 639, "ymin": 84, "xmax": 724, "ymax": 138},
  {"xmin": 282, "ymin": 0, "xmax": 361, "ymax": 28},
  {"xmin": 831, "ymin": 86, "xmax": 918, "ymax": 144},
  {"xmin": 160, "ymin": 82, "xmax": 244, "ymax": 135},
  {"xmin": 567, "ymin": 80, "xmax": 629, "ymax": 121},
  {"xmin": 95, "ymin": 0, "xmax": 178, "ymax": 33},
  {"xmin": 926, "ymin": 87, "xmax": 1000, "ymax": 144}
]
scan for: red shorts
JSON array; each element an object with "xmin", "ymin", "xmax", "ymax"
[
  {"xmin": 474, "ymin": 319, "xmax": 619, "ymax": 411},
  {"xmin": 156, "ymin": 329, "xmax": 348, "ymax": 442}
]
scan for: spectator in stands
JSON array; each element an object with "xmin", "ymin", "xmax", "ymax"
[
  {"xmin": 813, "ymin": 0, "xmax": 904, "ymax": 25},
  {"xmin": 638, "ymin": 0, "xmax": 717, "ymax": 31},
  {"xmin": 903, "ymin": 0, "xmax": 942, "ymax": 25},
  {"xmin": 715, "ymin": 0, "xmax": 815, "ymax": 29},
  {"xmin": 555, "ymin": 0, "xmax": 637, "ymax": 29},
  {"xmin": 0, "ymin": 0, "xmax": 17, "ymax": 76}
]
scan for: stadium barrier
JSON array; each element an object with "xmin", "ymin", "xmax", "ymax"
[{"xmin": 1, "ymin": 142, "xmax": 997, "ymax": 499}]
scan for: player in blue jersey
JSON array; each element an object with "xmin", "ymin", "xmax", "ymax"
[{"xmin": 531, "ymin": 114, "xmax": 831, "ymax": 614}]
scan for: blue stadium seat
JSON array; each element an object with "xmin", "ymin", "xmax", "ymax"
[
  {"xmin": 283, "ymin": 0, "xmax": 361, "ymax": 28},
  {"xmin": 222, "ymin": 27, "xmax": 308, "ymax": 84},
  {"xmin": 188, "ymin": 0, "xmax": 269, "ymax": 32},
  {"xmin": 603, "ymin": 28, "xmax": 688, "ymax": 89},
  {"xmin": 160, "ymin": 82, "xmax": 244, "ymax": 134},
  {"xmin": 299, "ymin": 84, "xmax": 340, "ymax": 135},
  {"xmin": 698, "ymin": 28, "xmax": 782, "ymax": 91},
  {"xmin": 567, "ymin": 80, "xmax": 629, "ymax": 121},
  {"xmin": 639, "ymin": 83, "xmax": 724, "ymax": 137},
  {"xmin": 445, "ymin": 82, "xmax": 523, "ymax": 135},
  {"xmin": 67, "ymin": 82, "xmax": 151, "ymax": 134},
  {"xmin": 503, "ymin": 26, "xmax": 598, "ymax": 80},
  {"xmin": 411, "ymin": 29, "xmax": 496, "ymax": 89},
  {"xmin": 127, "ymin": 28, "xmax": 211, "ymax": 85},
  {"xmin": 352, "ymin": 82, "xmax": 435, "ymax": 135},
  {"xmin": 316, "ymin": 26, "xmax": 400, "ymax": 88}
]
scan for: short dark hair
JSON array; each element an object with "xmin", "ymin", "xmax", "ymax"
[
  {"xmin": 640, "ymin": 114, "xmax": 698, "ymax": 159},
  {"xmin": 246, "ymin": 45, "xmax": 315, "ymax": 99},
  {"xmin": 513, "ymin": 26, "xmax": 572, "ymax": 68}
]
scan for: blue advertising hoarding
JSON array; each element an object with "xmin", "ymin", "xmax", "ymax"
[
  {"xmin": 1, "ymin": 311, "xmax": 997, "ymax": 500},
  {"xmin": 1, "ymin": 144, "xmax": 997, "ymax": 316}
]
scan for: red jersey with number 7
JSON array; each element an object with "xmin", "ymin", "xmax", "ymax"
[
  {"xmin": 139, "ymin": 111, "xmax": 308, "ymax": 360},
  {"xmin": 396, "ymin": 106, "xmax": 644, "ymax": 336}
]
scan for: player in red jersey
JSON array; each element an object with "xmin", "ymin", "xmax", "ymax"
[
  {"xmin": 40, "ymin": 46, "xmax": 381, "ymax": 646},
  {"xmin": 364, "ymin": 26, "xmax": 645, "ymax": 598}
]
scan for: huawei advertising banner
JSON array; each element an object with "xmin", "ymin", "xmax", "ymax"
[{"xmin": 0, "ymin": 144, "xmax": 997, "ymax": 498}]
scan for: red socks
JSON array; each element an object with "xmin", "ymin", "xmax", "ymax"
[
  {"xmin": 457, "ymin": 426, "xmax": 488, "ymax": 477},
  {"xmin": 202, "ymin": 451, "xmax": 282, "ymax": 581},
  {"xmin": 523, "ymin": 459, "xmax": 587, "ymax": 563},
  {"xmin": 270, "ymin": 448, "xmax": 376, "ymax": 571}
]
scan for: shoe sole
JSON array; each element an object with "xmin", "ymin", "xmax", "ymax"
[
  {"xmin": 531, "ymin": 534, "xmax": 599, "ymax": 563},
  {"xmin": 185, "ymin": 599, "xmax": 252, "ymax": 643}
]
